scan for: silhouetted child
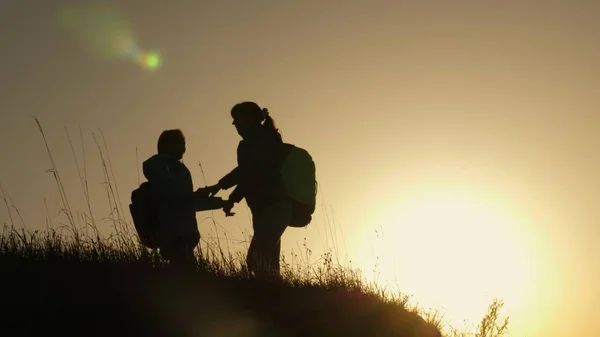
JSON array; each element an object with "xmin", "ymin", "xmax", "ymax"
[{"xmin": 143, "ymin": 129, "xmax": 223, "ymax": 269}]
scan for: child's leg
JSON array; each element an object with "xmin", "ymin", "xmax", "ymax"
[{"xmin": 160, "ymin": 235, "xmax": 198, "ymax": 270}]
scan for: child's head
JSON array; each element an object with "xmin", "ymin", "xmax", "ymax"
[{"xmin": 157, "ymin": 129, "xmax": 186, "ymax": 160}]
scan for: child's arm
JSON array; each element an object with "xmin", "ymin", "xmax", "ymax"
[
  {"xmin": 192, "ymin": 195, "xmax": 226, "ymax": 212},
  {"xmin": 143, "ymin": 160, "xmax": 192, "ymax": 204}
]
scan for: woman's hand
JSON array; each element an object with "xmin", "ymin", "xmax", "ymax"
[{"xmin": 222, "ymin": 199, "xmax": 235, "ymax": 217}]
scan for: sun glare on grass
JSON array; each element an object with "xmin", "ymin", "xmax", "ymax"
[{"xmin": 360, "ymin": 187, "xmax": 536, "ymax": 331}]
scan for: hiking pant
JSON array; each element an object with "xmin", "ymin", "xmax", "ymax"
[
  {"xmin": 160, "ymin": 234, "xmax": 199, "ymax": 270},
  {"xmin": 247, "ymin": 200, "xmax": 293, "ymax": 279}
]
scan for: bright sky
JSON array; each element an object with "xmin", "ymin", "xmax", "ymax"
[{"xmin": 2, "ymin": 1, "xmax": 600, "ymax": 336}]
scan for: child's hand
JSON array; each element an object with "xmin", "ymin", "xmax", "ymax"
[
  {"xmin": 205, "ymin": 184, "xmax": 221, "ymax": 197},
  {"xmin": 196, "ymin": 184, "xmax": 220, "ymax": 198},
  {"xmin": 194, "ymin": 187, "xmax": 209, "ymax": 198}
]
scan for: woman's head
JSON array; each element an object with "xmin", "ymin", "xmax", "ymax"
[
  {"xmin": 231, "ymin": 101, "xmax": 278, "ymax": 138},
  {"xmin": 157, "ymin": 129, "xmax": 186, "ymax": 159}
]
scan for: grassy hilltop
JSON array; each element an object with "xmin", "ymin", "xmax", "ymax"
[
  {"xmin": 0, "ymin": 120, "xmax": 509, "ymax": 336},
  {"xmin": 0, "ymin": 227, "xmax": 509, "ymax": 337}
]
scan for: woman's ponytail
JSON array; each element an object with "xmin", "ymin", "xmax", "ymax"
[
  {"xmin": 231, "ymin": 101, "xmax": 280, "ymax": 134},
  {"xmin": 261, "ymin": 108, "xmax": 278, "ymax": 133}
]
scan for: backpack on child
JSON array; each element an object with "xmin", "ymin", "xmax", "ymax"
[
  {"xmin": 279, "ymin": 143, "xmax": 318, "ymax": 227},
  {"xmin": 129, "ymin": 181, "xmax": 159, "ymax": 249}
]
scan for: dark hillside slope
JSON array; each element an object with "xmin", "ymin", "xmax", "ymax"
[{"xmin": 0, "ymin": 240, "xmax": 441, "ymax": 337}]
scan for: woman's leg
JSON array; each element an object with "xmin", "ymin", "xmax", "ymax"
[{"xmin": 247, "ymin": 201, "xmax": 293, "ymax": 278}]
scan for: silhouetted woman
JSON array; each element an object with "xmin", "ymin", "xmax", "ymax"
[{"xmin": 209, "ymin": 101, "xmax": 291, "ymax": 278}]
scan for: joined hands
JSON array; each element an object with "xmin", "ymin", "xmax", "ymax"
[
  {"xmin": 195, "ymin": 184, "xmax": 221, "ymax": 198},
  {"xmin": 195, "ymin": 184, "xmax": 234, "ymax": 216}
]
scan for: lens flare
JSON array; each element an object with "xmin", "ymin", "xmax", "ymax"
[
  {"xmin": 143, "ymin": 51, "xmax": 161, "ymax": 70},
  {"xmin": 59, "ymin": 5, "xmax": 161, "ymax": 72}
]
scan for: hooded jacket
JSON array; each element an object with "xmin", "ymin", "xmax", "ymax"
[{"xmin": 142, "ymin": 153, "xmax": 199, "ymax": 246}]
